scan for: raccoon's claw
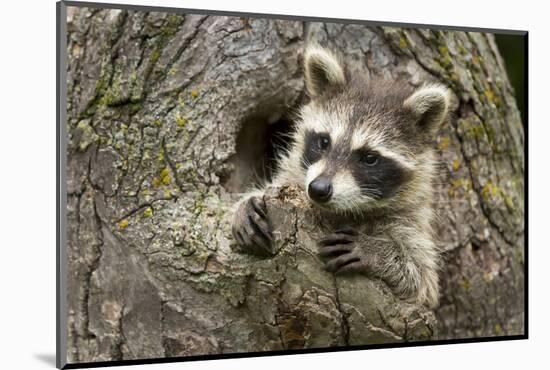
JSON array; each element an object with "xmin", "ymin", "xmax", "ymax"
[
  {"xmin": 318, "ymin": 227, "xmax": 358, "ymax": 247},
  {"xmin": 318, "ymin": 228, "xmax": 369, "ymax": 274},
  {"xmin": 321, "ymin": 248, "xmax": 369, "ymax": 275},
  {"xmin": 323, "ymin": 252, "xmax": 362, "ymax": 273},
  {"xmin": 232, "ymin": 196, "xmax": 274, "ymax": 256}
]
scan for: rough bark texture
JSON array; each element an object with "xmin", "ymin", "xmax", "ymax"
[{"xmin": 65, "ymin": 6, "xmax": 524, "ymax": 364}]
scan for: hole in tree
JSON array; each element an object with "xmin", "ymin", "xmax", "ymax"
[{"xmin": 223, "ymin": 112, "xmax": 295, "ymax": 194}]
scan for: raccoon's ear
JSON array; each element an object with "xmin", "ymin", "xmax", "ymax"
[
  {"xmin": 404, "ymin": 84, "xmax": 450, "ymax": 133},
  {"xmin": 304, "ymin": 45, "xmax": 346, "ymax": 97}
]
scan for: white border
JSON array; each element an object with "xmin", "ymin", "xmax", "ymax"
[{"xmin": 1, "ymin": 0, "xmax": 543, "ymax": 369}]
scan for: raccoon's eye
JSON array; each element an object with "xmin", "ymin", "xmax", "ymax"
[
  {"xmin": 317, "ymin": 135, "xmax": 331, "ymax": 151},
  {"xmin": 361, "ymin": 153, "xmax": 379, "ymax": 166}
]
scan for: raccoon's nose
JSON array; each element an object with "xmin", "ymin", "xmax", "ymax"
[{"xmin": 308, "ymin": 177, "xmax": 333, "ymax": 203}]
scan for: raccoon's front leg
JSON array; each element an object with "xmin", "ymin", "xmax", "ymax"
[
  {"xmin": 317, "ymin": 227, "xmax": 439, "ymax": 307},
  {"xmin": 231, "ymin": 195, "xmax": 274, "ymax": 256}
]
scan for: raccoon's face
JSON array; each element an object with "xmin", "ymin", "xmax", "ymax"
[{"xmin": 295, "ymin": 45, "xmax": 450, "ymax": 214}]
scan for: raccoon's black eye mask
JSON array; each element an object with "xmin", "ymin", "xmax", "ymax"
[
  {"xmin": 301, "ymin": 129, "xmax": 411, "ymax": 199},
  {"xmin": 349, "ymin": 150, "xmax": 410, "ymax": 199},
  {"xmin": 301, "ymin": 130, "xmax": 329, "ymax": 168},
  {"xmin": 301, "ymin": 129, "xmax": 383, "ymax": 169}
]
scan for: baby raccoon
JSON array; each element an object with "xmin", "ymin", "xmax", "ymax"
[{"xmin": 231, "ymin": 45, "xmax": 450, "ymax": 308}]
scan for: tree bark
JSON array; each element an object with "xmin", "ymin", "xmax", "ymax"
[{"xmin": 65, "ymin": 6, "xmax": 524, "ymax": 363}]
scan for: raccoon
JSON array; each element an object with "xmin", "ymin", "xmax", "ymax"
[{"xmin": 231, "ymin": 45, "xmax": 450, "ymax": 308}]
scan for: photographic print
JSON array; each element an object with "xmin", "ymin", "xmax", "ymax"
[{"xmin": 57, "ymin": 1, "xmax": 526, "ymax": 368}]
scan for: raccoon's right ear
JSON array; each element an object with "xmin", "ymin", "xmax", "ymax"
[{"xmin": 304, "ymin": 45, "xmax": 346, "ymax": 97}]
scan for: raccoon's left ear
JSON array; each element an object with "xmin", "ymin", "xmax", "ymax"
[
  {"xmin": 304, "ymin": 45, "xmax": 346, "ymax": 97},
  {"xmin": 404, "ymin": 84, "xmax": 451, "ymax": 133}
]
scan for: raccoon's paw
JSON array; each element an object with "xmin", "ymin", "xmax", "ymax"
[
  {"xmin": 231, "ymin": 196, "xmax": 274, "ymax": 256},
  {"xmin": 317, "ymin": 228, "xmax": 371, "ymax": 275}
]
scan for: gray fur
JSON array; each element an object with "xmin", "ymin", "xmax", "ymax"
[{"xmin": 232, "ymin": 45, "xmax": 450, "ymax": 308}]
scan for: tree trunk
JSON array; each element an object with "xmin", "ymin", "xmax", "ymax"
[{"xmin": 64, "ymin": 6, "xmax": 524, "ymax": 364}]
